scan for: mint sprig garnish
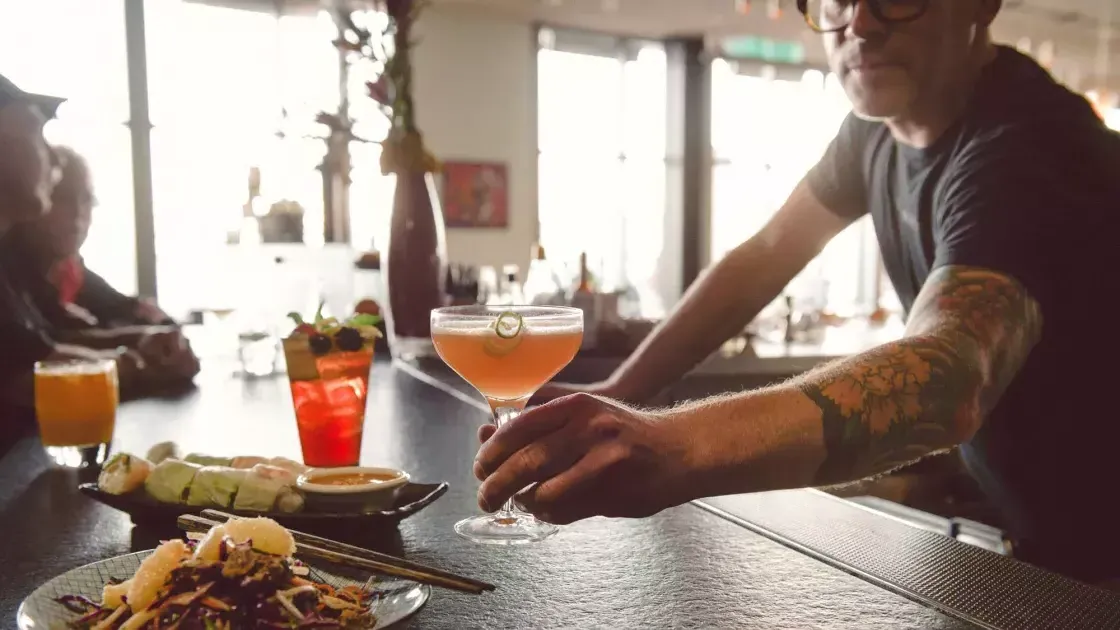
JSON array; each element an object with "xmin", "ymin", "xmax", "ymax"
[{"xmin": 348, "ymin": 313, "xmax": 382, "ymax": 327}]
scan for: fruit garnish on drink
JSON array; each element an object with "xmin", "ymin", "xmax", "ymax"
[
  {"xmin": 484, "ymin": 311, "xmax": 525, "ymax": 357},
  {"xmin": 287, "ymin": 304, "xmax": 383, "ymax": 357}
]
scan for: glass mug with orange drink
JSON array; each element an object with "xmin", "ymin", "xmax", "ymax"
[
  {"xmin": 282, "ymin": 309, "xmax": 382, "ymax": 468},
  {"xmin": 431, "ymin": 305, "xmax": 583, "ymax": 544},
  {"xmin": 34, "ymin": 359, "xmax": 119, "ymax": 467}
]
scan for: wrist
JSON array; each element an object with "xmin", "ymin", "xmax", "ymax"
[
  {"xmin": 665, "ymin": 387, "xmax": 824, "ymax": 498},
  {"xmin": 650, "ymin": 409, "xmax": 709, "ymax": 505}
]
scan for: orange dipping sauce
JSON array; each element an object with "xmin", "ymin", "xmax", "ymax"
[{"xmin": 309, "ymin": 471, "xmax": 401, "ymax": 486}]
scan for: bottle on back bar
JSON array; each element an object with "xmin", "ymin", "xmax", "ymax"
[
  {"xmin": 523, "ymin": 243, "xmax": 566, "ymax": 306},
  {"xmin": 570, "ymin": 252, "xmax": 599, "ymax": 350}
]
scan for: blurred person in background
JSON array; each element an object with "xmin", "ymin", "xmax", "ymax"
[
  {"xmin": 0, "ymin": 75, "xmax": 198, "ymax": 448},
  {"xmin": 4, "ymin": 145, "xmax": 180, "ymax": 329},
  {"xmin": 475, "ymin": 0, "xmax": 1120, "ymax": 584},
  {"xmin": 1, "ymin": 144, "xmax": 199, "ymax": 383}
]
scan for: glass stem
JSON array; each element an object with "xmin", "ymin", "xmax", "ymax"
[{"xmin": 492, "ymin": 404, "xmax": 523, "ymax": 519}]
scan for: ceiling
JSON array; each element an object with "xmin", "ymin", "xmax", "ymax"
[
  {"xmin": 203, "ymin": 0, "xmax": 1120, "ymax": 90},
  {"xmin": 433, "ymin": 0, "xmax": 1120, "ymax": 89}
]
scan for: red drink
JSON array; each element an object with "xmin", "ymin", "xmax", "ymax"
[{"xmin": 284, "ymin": 339, "xmax": 373, "ymax": 468}]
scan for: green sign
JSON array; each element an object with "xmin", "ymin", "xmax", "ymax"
[{"xmin": 722, "ymin": 36, "xmax": 805, "ymax": 65}]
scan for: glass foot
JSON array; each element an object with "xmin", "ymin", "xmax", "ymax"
[
  {"xmin": 44, "ymin": 444, "xmax": 109, "ymax": 468},
  {"xmin": 454, "ymin": 512, "xmax": 559, "ymax": 545}
]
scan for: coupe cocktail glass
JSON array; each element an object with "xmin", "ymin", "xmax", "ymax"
[{"xmin": 431, "ymin": 305, "xmax": 583, "ymax": 544}]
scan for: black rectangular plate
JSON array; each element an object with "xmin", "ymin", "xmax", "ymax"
[{"xmin": 79, "ymin": 481, "xmax": 448, "ymax": 535}]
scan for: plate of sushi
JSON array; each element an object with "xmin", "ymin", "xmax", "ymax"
[{"xmin": 81, "ymin": 442, "xmax": 448, "ymax": 533}]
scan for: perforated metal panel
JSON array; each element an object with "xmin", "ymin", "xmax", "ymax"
[{"xmin": 698, "ymin": 491, "xmax": 1120, "ymax": 630}]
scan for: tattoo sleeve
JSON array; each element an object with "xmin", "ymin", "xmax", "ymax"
[{"xmin": 797, "ymin": 266, "xmax": 1043, "ymax": 485}]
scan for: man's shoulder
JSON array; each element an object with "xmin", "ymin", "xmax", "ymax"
[
  {"xmin": 968, "ymin": 47, "xmax": 1107, "ymax": 141},
  {"xmin": 835, "ymin": 111, "xmax": 889, "ymax": 148}
]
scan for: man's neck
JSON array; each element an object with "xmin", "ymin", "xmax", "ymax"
[{"xmin": 886, "ymin": 40, "xmax": 999, "ymax": 148}]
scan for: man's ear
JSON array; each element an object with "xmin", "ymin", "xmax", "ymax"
[{"xmin": 975, "ymin": 0, "xmax": 1001, "ymax": 28}]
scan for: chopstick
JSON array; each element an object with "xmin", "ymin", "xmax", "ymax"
[
  {"xmin": 178, "ymin": 514, "xmax": 494, "ymax": 595},
  {"xmin": 200, "ymin": 509, "xmax": 495, "ymax": 593}
]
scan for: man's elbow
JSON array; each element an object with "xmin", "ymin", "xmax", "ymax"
[{"xmin": 948, "ymin": 397, "xmax": 985, "ymax": 447}]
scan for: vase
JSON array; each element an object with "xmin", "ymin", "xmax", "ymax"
[{"xmin": 383, "ymin": 171, "xmax": 448, "ymax": 360}]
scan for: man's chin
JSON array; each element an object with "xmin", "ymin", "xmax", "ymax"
[
  {"xmin": 844, "ymin": 82, "xmax": 913, "ymax": 122},
  {"xmin": 850, "ymin": 97, "xmax": 912, "ymax": 122}
]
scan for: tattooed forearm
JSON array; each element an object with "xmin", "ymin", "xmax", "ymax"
[
  {"xmin": 906, "ymin": 266, "xmax": 1042, "ymax": 412},
  {"xmin": 798, "ymin": 266, "xmax": 1042, "ymax": 485}
]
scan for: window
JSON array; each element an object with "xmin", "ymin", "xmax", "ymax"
[
  {"xmin": 0, "ymin": 0, "xmax": 136, "ymax": 295},
  {"xmin": 1105, "ymin": 108, "xmax": 1120, "ymax": 131},
  {"xmin": 710, "ymin": 59, "xmax": 878, "ymax": 317},
  {"xmin": 537, "ymin": 30, "xmax": 673, "ymax": 318},
  {"xmin": 144, "ymin": 1, "xmax": 393, "ymax": 317}
]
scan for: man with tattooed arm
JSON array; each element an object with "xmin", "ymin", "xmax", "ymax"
[{"xmin": 474, "ymin": 0, "xmax": 1120, "ymax": 582}]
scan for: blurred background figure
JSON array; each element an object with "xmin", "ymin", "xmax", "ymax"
[
  {"xmin": 10, "ymin": 146, "xmax": 176, "ymax": 330},
  {"xmin": 0, "ymin": 119, "xmax": 199, "ymax": 425}
]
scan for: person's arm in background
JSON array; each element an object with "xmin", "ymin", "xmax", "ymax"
[
  {"xmin": 540, "ymin": 114, "xmax": 872, "ymax": 404},
  {"xmin": 0, "ymin": 333, "xmax": 147, "ymax": 410},
  {"xmin": 52, "ymin": 323, "xmax": 172, "ymax": 350},
  {"xmin": 540, "ymin": 182, "xmax": 853, "ymax": 403},
  {"xmin": 76, "ymin": 263, "xmax": 174, "ymax": 327}
]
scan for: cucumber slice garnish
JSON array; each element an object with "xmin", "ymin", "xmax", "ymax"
[{"xmin": 494, "ymin": 311, "xmax": 524, "ymax": 339}]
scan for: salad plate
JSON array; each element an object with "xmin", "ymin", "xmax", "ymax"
[{"xmin": 17, "ymin": 549, "xmax": 430, "ymax": 629}]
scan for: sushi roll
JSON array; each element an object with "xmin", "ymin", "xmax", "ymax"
[
  {"xmin": 266, "ymin": 456, "xmax": 309, "ymax": 475},
  {"xmin": 249, "ymin": 463, "xmax": 298, "ymax": 485},
  {"xmin": 144, "ymin": 459, "xmax": 202, "ymax": 504},
  {"xmin": 183, "ymin": 453, "xmax": 234, "ymax": 467},
  {"xmin": 232, "ymin": 471, "xmax": 286, "ymax": 512},
  {"xmin": 186, "ymin": 466, "xmax": 248, "ymax": 508},
  {"xmin": 230, "ymin": 455, "xmax": 269, "ymax": 469},
  {"xmin": 276, "ymin": 487, "xmax": 306, "ymax": 513},
  {"xmin": 144, "ymin": 441, "xmax": 179, "ymax": 465},
  {"xmin": 98, "ymin": 453, "xmax": 152, "ymax": 495}
]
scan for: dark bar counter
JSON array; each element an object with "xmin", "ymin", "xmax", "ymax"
[{"xmin": 2, "ymin": 360, "xmax": 1117, "ymax": 628}]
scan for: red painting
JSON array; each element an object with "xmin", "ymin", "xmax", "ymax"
[{"xmin": 440, "ymin": 161, "xmax": 509, "ymax": 228}]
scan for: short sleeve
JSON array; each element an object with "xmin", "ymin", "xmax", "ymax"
[
  {"xmin": 805, "ymin": 112, "xmax": 872, "ymax": 220},
  {"xmin": 932, "ymin": 125, "xmax": 1081, "ymax": 308}
]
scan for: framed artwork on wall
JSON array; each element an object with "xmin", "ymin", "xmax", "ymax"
[{"xmin": 440, "ymin": 160, "xmax": 509, "ymax": 228}]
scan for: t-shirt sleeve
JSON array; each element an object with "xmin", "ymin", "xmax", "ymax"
[
  {"xmin": 805, "ymin": 111, "xmax": 871, "ymax": 220},
  {"xmin": 932, "ymin": 126, "xmax": 1069, "ymax": 308}
]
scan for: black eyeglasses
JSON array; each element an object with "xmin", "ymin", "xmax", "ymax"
[{"xmin": 796, "ymin": 0, "xmax": 930, "ymax": 33}]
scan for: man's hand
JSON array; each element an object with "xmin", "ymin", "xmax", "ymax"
[
  {"xmin": 133, "ymin": 298, "xmax": 172, "ymax": 325},
  {"xmin": 474, "ymin": 394, "xmax": 695, "ymax": 524},
  {"xmin": 136, "ymin": 329, "xmax": 200, "ymax": 381}
]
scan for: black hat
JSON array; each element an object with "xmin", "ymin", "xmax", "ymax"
[{"xmin": 0, "ymin": 73, "xmax": 65, "ymax": 119}]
